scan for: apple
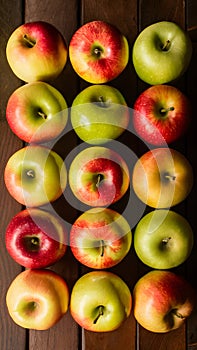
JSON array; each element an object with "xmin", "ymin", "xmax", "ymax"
[
  {"xmin": 6, "ymin": 81, "xmax": 68, "ymax": 143},
  {"xmin": 6, "ymin": 21, "xmax": 67, "ymax": 82},
  {"xmin": 133, "ymin": 84, "xmax": 192, "ymax": 146},
  {"xmin": 134, "ymin": 209, "xmax": 194, "ymax": 269},
  {"xmin": 132, "ymin": 147, "xmax": 193, "ymax": 208},
  {"xmin": 71, "ymin": 84, "xmax": 129, "ymax": 144},
  {"xmin": 132, "ymin": 21, "xmax": 193, "ymax": 85},
  {"xmin": 133, "ymin": 270, "xmax": 196, "ymax": 333},
  {"xmin": 70, "ymin": 207, "xmax": 132, "ymax": 269},
  {"xmin": 5, "ymin": 208, "xmax": 68, "ymax": 269},
  {"xmin": 70, "ymin": 270, "xmax": 132, "ymax": 332},
  {"xmin": 68, "ymin": 146, "xmax": 130, "ymax": 207},
  {"xmin": 6, "ymin": 269, "xmax": 69, "ymax": 330},
  {"xmin": 69, "ymin": 20, "xmax": 129, "ymax": 84},
  {"xmin": 4, "ymin": 145, "xmax": 67, "ymax": 207}
]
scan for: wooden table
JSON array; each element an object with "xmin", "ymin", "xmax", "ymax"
[{"xmin": 1, "ymin": 1, "xmax": 197, "ymax": 349}]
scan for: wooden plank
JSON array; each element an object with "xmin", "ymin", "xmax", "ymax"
[
  {"xmin": 0, "ymin": 1, "xmax": 26, "ymax": 350},
  {"xmin": 81, "ymin": 1, "xmax": 138, "ymax": 349},
  {"xmin": 23, "ymin": 1, "xmax": 80, "ymax": 349}
]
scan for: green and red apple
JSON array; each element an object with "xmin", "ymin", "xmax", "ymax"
[
  {"xmin": 133, "ymin": 270, "xmax": 196, "ymax": 333},
  {"xmin": 132, "ymin": 147, "xmax": 193, "ymax": 208},
  {"xmin": 69, "ymin": 20, "xmax": 129, "ymax": 84},
  {"xmin": 133, "ymin": 84, "xmax": 192, "ymax": 145},
  {"xmin": 70, "ymin": 207, "xmax": 132, "ymax": 269},
  {"xmin": 132, "ymin": 21, "xmax": 193, "ymax": 85},
  {"xmin": 6, "ymin": 82, "xmax": 68, "ymax": 143},
  {"xmin": 6, "ymin": 269, "xmax": 69, "ymax": 330},
  {"xmin": 6, "ymin": 21, "xmax": 68, "ymax": 82},
  {"xmin": 5, "ymin": 208, "xmax": 68, "ymax": 269},
  {"xmin": 68, "ymin": 146, "xmax": 130, "ymax": 207},
  {"xmin": 134, "ymin": 209, "xmax": 194, "ymax": 269},
  {"xmin": 4, "ymin": 145, "xmax": 67, "ymax": 207},
  {"xmin": 71, "ymin": 84, "xmax": 129, "ymax": 144},
  {"xmin": 70, "ymin": 270, "xmax": 132, "ymax": 332}
]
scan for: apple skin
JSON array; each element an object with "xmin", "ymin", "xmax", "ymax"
[
  {"xmin": 6, "ymin": 269, "xmax": 69, "ymax": 330},
  {"xmin": 68, "ymin": 146, "xmax": 130, "ymax": 207},
  {"xmin": 70, "ymin": 207, "xmax": 132, "ymax": 269},
  {"xmin": 6, "ymin": 21, "xmax": 67, "ymax": 82},
  {"xmin": 70, "ymin": 270, "xmax": 132, "ymax": 332},
  {"xmin": 133, "ymin": 84, "xmax": 192, "ymax": 146},
  {"xmin": 69, "ymin": 20, "xmax": 129, "ymax": 84},
  {"xmin": 4, "ymin": 145, "xmax": 67, "ymax": 207},
  {"xmin": 132, "ymin": 21, "xmax": 192, "ymax": 85},
  {"xmin": 71, "ymin": 84, "xmax": 129, "ymax": 144},
  {"xmin": 132, "ymin": 148, "xmax": 193, "ymax": 208},
  {"xmin": 133, "ymin": 270, "xmax": 196, "ymax": 333},
  {"xmin": 5, "ymin": 208, "xmax": 68, "ymax": 269},
  {"xmin": 134, "ymin": 209, "xmax": 194, "ymax": 269},
  {"xmin": 6, "ymin": 81, "xmax": 68, "ymax": 143}
]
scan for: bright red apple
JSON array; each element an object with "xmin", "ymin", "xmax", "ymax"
[
  {"xmin": 133, "ymin": 270, "xmax": 196, "ymax": 333},
  {"xmin": 133, "ymin": 84, "xmax": 192, "ymax": 145},
  {"xmin": 70, "ymin": 207, "xmax": 132, "ymax": 269},
  {"xmin": 5, "ymin": 208, "xmax": 68, "ymax": 269},
  {"xmin": 69, "ymin": 20, "xmax": 129, "ymax": 84},
  {"xmin": 6, "ymin": 21, "xmax": 68, "ymax": 82},
  {"xmin": 68, "ymin": 146, "xmax": 130, "ymax": 207},
  {"xmin": 6, "ymin": 269, "xmax": 69, "ymax": 330}
]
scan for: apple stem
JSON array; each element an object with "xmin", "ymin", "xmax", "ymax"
[
  {"xmin": 38, "ymin": 110, "xmax": 47, "ymax": 119},
  {"xmin": 161, "ymin": 39, "xmax": 170, "ymax": 51},
  {"xmin": 160, "ymin": 106, "xmax": 175, "ymax": 114},
  {"xmin": 98, "ymin": 96, "xmax": 106, "ymax": 108},
  {"xmin": 26, "ymin": 170, "xmax": 35, "ymax": 178},
  {"xmin": 23, "ymin": 34, "xmax": 36, "ymax": 48},
  {"xmin": 94, "ymin": 47, "xmax": 102, "ymax": 57},
  {"xmin": 162, "ymin": 237, "xmax": 171, "ymax": 245},
  {"xmin": 100, "ymin": 240, "xmax": 105, "ymax": 257},
  {"xmin": 31, "ymin": 238, "xmax": 39, "ymax": 246},
  {"xmin": 93, "ymin": 305, "xmax": 104, "ymax": 324},
  {"xmin": 172, "ymin": 309, "xmax": 185, "ymax": 319},
  {"xmin": 96, "ymin": 174, "xmax": 101, "ymax": 188},
  {"xmin": 164, "ymin": 174, "xmax": 176, "ymax": 181}
]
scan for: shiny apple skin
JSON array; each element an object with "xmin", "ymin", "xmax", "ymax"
[
  {"xmin": 70, "ymin": 207, "xmax": 132, "ymax": 269},
  {"xmin": 132, "ymin": 147, "xmax": 193, "ymax": 208},
  {"xmin": 5, "ymin": 208, "xmax": 67, "ymax": 269},
  {"xmin": 70, "ymin": 270, "xmax": 132, "ymax": 332},
  {"xmin": 6, "ymin": 21, "xmax": 67, "ymax": 82},
  {"xmin": 6, "ymin": 269, "xmax": 69, "ymax": 330},
  {"xmin": 6, "ymin": 82, "xmax": 68, "ymax": 143},
  {"xmin": 69, "ymin": 20, "xmax": 129, "ymax": 84},
  {"xmin": 133, "ymin": 270, "xmax": 196, "ymax": 333},
  {"xmin": 4, "ymin": 145, "xmax": 67, "ymax": 207},
  {"xmin": 69, "ymin": 146, "xmax": 130, "ymax": 207},
  {"xmin": 133, "ymin": 85, "xmax": 192, "ymax": 145}
]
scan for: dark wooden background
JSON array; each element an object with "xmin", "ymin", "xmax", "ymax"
[{"xmin": 0, "ymin": 1, "xmax": 197, "ymax": 349}]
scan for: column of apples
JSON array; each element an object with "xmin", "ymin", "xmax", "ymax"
[{"xmin": 3, "ymin": 18, "xmax": 196, "ymax": 334}]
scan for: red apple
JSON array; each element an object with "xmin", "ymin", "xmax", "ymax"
[
  {"xmin": 132, "ymin": 147, "xmax": 193, "ymax": 208},
  {"xmin": 133, "ymin": 270, "xmax": 196, "ymax": 333},
  {"xmin": 6, "ymin": 269, "xmax": 69, "ymax": 330},
  {"xmin": 6, "ymin": 21, "xmax": 67, "ymax": 82},
  {"xmin": 68, "ymin": 146, "xmax": 130, "ymax": 207},
  {"xmin": 133, "ymin": 85, "xmax": 192, "ymax": 145},
  {"xmin": 6, "ymin": 81, "xmax": 68, "ymax": 143},
  {"xmin": 5, "ymin": 208, "xmax": 67, "ymax": 269},
  {"xmin": 4, "ymin": 145, "xmax": 67, "ymax": 207},
  {"xmin": 70, "ymin": 207, "xmax": 132, "ymax": 269},
  {"xmin": 69, "ymin": 20, "xmax": 129, "ymax": 84}
]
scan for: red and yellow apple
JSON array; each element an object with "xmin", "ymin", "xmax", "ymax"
[
  {"xmin": 132, "ymin": 147, "xmax": 193, "ymax": 208},
  {"xmin": 6, "ymin": 21, "xmax": 67, "ymax": 82},
  {"xmin": 6, "ymin": 269, "xmax": 69, "ymax": 330},
  {"xmin": 69, "ymin": 20, "xmax": 129, "ymax": 84}
]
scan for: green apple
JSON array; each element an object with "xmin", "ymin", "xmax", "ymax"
[
  {"xmin": 4, "ymin": 145, "xmax": 67, "ymax": 207},
  {"xmin": 6, "ymin": 269, "xmax": 69, "ymax": 330},
  {"xmin": 70, "ymin": 207, "xmax": 132, "ymax": 269},
  {"xmin": 132, "ymin": 21, "xmax": 193, "ymax": 85},
  {"xmin": 70, "ymin": 270, "xmax": 132, "ymax": 332},
  {"xmin": 134, "ymin": 209, "xmax": 194, "ymax": 269},
  {"xmin": 71, "ymin": 85, "xmax": 129, "ymax": 144},
  {"xmin": 6, "ymin": 81, "xmax": 68, "ymax": 143}
]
